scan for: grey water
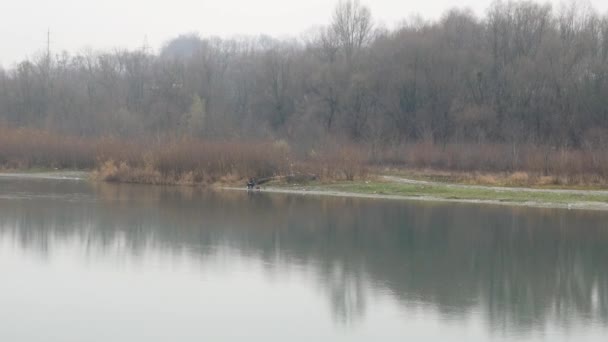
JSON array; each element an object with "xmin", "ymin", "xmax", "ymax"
[{"xmin": 1, "ymin": 176, "xmax": 608, "ymax": 341}]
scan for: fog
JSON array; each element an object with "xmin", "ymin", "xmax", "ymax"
[{"xmin": 2, "ymin": 0, "xmax": 607, "ymax": 66}]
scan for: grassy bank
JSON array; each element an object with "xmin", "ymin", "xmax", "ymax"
[
  {"xmin": 267, "ymin": 179, "xmax": 608, "ymax": 209},
  {"xmin": 381, "ymin": 169, "xmax": 608, "ymax": 190}
]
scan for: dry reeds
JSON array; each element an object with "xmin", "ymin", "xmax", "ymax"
[
  {"xmin": 375, "ymin": 142, "xmax": 608, "ymax": 186},
  {"xmin": 92, "ymin": 138, "xmax": 294, "ymax": 185},
  {"xmin": 2, "ymin": 124, "xmax": 608, "ymax": 187},
  {"xmin": 93, "ymin": 138, "xmax": 376, "ymax": 184},
  {"xmin": 0, "ymin": 126, "xmax": 96, "ymax": 169}
]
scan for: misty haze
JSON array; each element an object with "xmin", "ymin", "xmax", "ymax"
[{"xmin": 1, "ymin": 0, "xmax": 608, "ymax": 341}]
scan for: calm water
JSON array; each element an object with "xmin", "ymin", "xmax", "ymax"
[{"xmin": 1, "ymin": 176, "xmax": 608, "ymax": 341}]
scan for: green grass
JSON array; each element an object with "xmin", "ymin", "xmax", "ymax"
[
  {"xmin": 275, "ymin": 180, "xmax": 608, "ymax": 205},
  {"xmin": 382, "ymin": 169, "xmax": 608, "ymax": 191}
]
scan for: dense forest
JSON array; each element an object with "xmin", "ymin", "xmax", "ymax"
[
  {"xmin": 1, "ymin": 0, "xmax": 608, "ymax": 182},
  {"xmin": 1, "ymin": 0, "xmax": 607, "ymax": 148}
]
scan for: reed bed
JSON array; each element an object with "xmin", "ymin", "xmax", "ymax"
[{"xmin": 2, "ymin": 125, "xmax": 608, "ymax": 186}]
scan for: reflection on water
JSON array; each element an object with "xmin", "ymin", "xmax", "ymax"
[{"xmin": 1, "ymin": 177, "xmax": 608, "ymax": 341}]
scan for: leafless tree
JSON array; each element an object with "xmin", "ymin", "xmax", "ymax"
[
  {"xmin": 0, "ymin": 0, "xmax": 606, "ymax": 149},
  {"xmin": 331, "ymin": 0, "xmax": 373, "ymax": 63}
]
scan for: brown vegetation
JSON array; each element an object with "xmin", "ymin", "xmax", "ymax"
[
  {"xmin": 93, "ymin": 139, "xmax": 293, "ymax": 185},
  {"xmin": 2, "ymin": 126, "xmax": 608, "ymax": 187},
  {"xmin": 379, "ymin": 143, "xmax": 608, "ymax": 174},
  {"xmin": 0, "ymin": 125, "xmax": 95, "ymax": 170},
  {"xmin": 378, "ymin": 142, "xmax": 608, "ymax": 187},
  {"xmin": 93, "ymin": 138, "xmax": 374, "ymax": 185},
  {"xmin": 0, "ymin": 126, "xmax": 367, "ymax": 184}
]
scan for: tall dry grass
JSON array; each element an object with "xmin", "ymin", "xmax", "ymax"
[
  {"xmin": 0, "ymin": 126, "xmax": 96, "ymax": 169},
  {"xmin": 376, "ymin": 142, "xmax": 608, "ymax": 186},
  {"xmin": 0, "ymin": 125, "xmax": 369, "ymax": 184},
  {"xmin": 2, "ymin": 124, "xmax": 608, "ymax": 186},
  {"xmin": 93, "ymin": 138, "xmax": 370, "ymax": 185},
  {"xmin": 94, "ymin": 139, "xmax": 294, "ymax": 185},
  {"xmin": 301, "ymin": 144, "xmax": 369, "ymax": 181}
]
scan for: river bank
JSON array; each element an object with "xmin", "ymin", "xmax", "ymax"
[
  {"xmin": 222, "ymin": 176, "xmax": 608, "ymax": 211},
  {"xmin": 3, "ymin": 171, "xmax": 608, "ymax": 211}
]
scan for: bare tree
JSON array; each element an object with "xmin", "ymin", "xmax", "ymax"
[
  {"xmin": 331, "ymin": 0, "xmax": 373, "ymax": 63},
  {"xmin": 0, "ymin": 0, "xmax": 607, "ymax": 150}
]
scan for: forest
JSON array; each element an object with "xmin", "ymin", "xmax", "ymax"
[{"xmin": 1, "ymin": 0, "xmax": 608, "ymax": 183}]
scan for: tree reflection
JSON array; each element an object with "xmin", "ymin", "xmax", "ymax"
[{"xmin": 0, "ymin": 179, "xmax": 608, "ymax": 333}]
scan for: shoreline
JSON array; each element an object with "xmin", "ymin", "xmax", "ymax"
[
  {"xmin": 2, "ymin": 171, "xmax": 608, "ymax": 212},
  {"xmin": 220, "ymin": 186, "xmax": 608, "ymax": 212},
  {"xmin": 0, "ymin": 171, "xmax": 89, "ymax": 181}
]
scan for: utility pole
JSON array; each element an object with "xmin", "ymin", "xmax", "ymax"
[
  {"xmin": 142, "ymin": 34, "xmax": 150, "ymax": 54},
  {"xmin": 45, "ymin": 28, "xmax": 51, "ymax": 108},
  {"xmin": 47, "ymin": 28, "xmax": 50, "ymax": 60},
  {"xmin": 46, "ymin": 28, "xmax": 51, "ymax": 76}
]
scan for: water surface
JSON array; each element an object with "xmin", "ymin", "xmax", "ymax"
[{"xmin": 1, "ymin": 176, "xmax": 607, "ymax": 341}]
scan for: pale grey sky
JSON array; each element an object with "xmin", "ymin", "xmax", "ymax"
[{"xmin": 1, "ymin": 0, "xmax": 607, "ymax": 67}]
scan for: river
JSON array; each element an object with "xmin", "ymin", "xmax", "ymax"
[{"xmin": 1, "ymin": 175, "xmax": 607, "ymax": 341}]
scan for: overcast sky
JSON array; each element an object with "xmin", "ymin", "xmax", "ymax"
[{"xmin": 1, "ymin": 0, "xmax": 607, "ymax": 67}]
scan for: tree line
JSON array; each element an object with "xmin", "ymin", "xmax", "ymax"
[{"xmin": 1, "ymin": 0, "xmax": 608, "ymax": 151}]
